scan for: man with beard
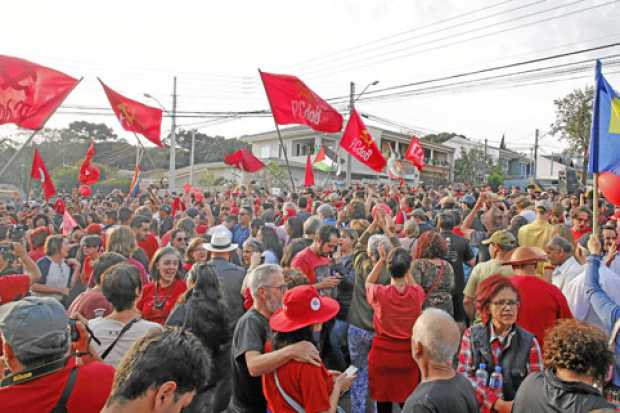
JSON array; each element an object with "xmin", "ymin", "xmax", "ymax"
[
  {"xmin": 570, "ymin": 206, "xmax": 592, "ymax": 242},
  {"xmin": 228, "ymin": 264, "xmax": 320, "ymax": 413},
  {"xmin": 291, "ymin": 224, "xmax": 342, "ymax": 293}
]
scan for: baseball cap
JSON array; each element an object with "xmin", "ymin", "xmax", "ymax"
[
  {"xmin": 0, "ymin": 296, "xmax": 69, "ymax": 362},
  {"xmin": 481, "ymin": 229, "xmax": 517, "ymax": 248},
  {"xmin": 160, "ymin": 205, "xmax": 172, "ymax": 214},
  {"xmin": 534, "ymin": 199, "xmax": 553, "ymax": 211}
]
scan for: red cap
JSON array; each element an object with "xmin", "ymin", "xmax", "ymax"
[
  {"xmin": 85, "ymin": 223, "xmax": 103, "ymax": 235},
  {"xmin": 0, "ymin": 274, "xmax": 31, "ymax": 305},
  {"xmin": 269, "ymin": 286, "xmax": 339, "ymax": 333}
]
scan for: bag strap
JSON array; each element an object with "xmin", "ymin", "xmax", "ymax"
[
  {"xmin": 426, "ymin": 260, "xmax": 446, "ymax": 297},
  {"xmin": 101, "ymin": 317, "xmax": 141, "ymax": 360},
  {"xmin": 274, "ymin": 370, "xmax": 306, "ymax": 413},
  {"xmin": 50, "ymin": 366, "xmax": 78, "ymax": 413},
  {"xmin": 609, "ymin": 318, "xmax": 620, "ymax": 349}
]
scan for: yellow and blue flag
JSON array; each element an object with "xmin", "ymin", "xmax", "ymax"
[
  {"xmin": 589, "ymin": 60, "xmax": 620, "ymax": 174},
  {"xmin": 129, "ymin": 165, "xmax": 141, "ymax": 198}
]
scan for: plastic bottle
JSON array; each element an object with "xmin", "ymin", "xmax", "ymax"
[
  {"xmin": 474, "ymin": 363, "xmax": 489, "ymax": 387},
  {"xmin": 489, "ymin": 365, "xmax": 504, "ymax": 398}
]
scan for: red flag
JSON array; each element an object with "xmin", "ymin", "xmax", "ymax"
[
  {"xmin": 304, "ymin": 155, "xmax": 315, "ymax": 187},
  {"xmin": 53, "ymin": 198, "xmax": 65, "ymax": 214},
  {"xmin": 98, "ymin": 79, "xmax": 163, "ymax": 147},
  {"xmin": 259, "ymin": 71, "xmax": 343, "ymax": 133},
  {"xmin": 30, "ymin": 149, "xmax": 56, "ymax": 200},
  {"xmin": 0, "ymin": 55, "xmax": 79, "ymax": 130},
  {"xmin": 404, "ymin": 136, "xmax": 425, "ymax": 171},
  {"xmin": 79, "ymin": 184, "xmax": 92, "ymax": 197},
  {"xmin": 62, "ymin": 210, "xmax": 77, "ymax": 236},
  {"xmin": 224, "ymin": 147, "xmax": 265, "ymax": 172},
  {"xmin": 313, "ymin": 145, "xmax": 327, "ymax": 164},
  {"xmin": 172, "ymin": 196, "xmax": 186, "ymax": 217},
  {"xmin": 79, "ymin": 142, "xmax": 101, "ymax": 185},
  {"xmin": 339, "ymin": 109, "xmax": 386, "ymax": 172}
]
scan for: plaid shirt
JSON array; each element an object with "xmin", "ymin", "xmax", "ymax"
[{"xmin": 457, "ymin": 324, "xmax": 543, "ymax": 413}]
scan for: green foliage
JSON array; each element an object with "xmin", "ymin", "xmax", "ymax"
[
  {"xmin": 423, "ymin": 132, "xmax": 466, "ymax": 144},
  {"xmin": 486, "ymin": 166, "xmax": 505, "ymax": 190},
  {"xmin": 198, "ymin": 170, "xmax": 218, "ymax": 187},
  {"xmin": 550, "ymin": 86, "xmax": 593, "ymax": 185},
  {"xmin": 454, "ymin": 147, "xmax": 494, "ymax": 184},
  {"xmin": 264, "ymin": 160, "xmax": 289, "ymax": 189}
]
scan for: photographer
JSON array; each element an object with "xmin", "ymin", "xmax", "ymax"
[
  {"xmin": 0, "ymin": 296, "xmax": 115, "ymax": 412},
  {"xmin": 32, "ymin": 235, "xmax": 80, "ymax": 305},
  {"xmin": 0, "ymin": 224, "xmax": 41, "ymax": 284}
]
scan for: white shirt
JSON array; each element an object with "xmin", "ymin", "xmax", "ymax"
[
  {"xmin": 519, "ymin": 209, "xmax": 536, "ymax": 223},
  {"xmin": 32, "ymin": 259, "xmax": 71, "ymax": 301},
  {"xmin": 552, "ymin": 256, "xmax": 582, "ymax": 293},
  {"xmin": 564, "ymin": 263, "xmax": 620, "ymax": 331}
]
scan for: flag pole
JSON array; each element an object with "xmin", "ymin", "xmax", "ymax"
[
  {"xmin": 0, "ymin": 77, "xmax": 83, "ymax": 179},
  {"xmin": 25, "ymin": 143, "xmax": 35, "ymax": 203},
  {"xmin": 257, "ymin": 69, "xmax": 296, "ymax": 193},
  {"xmin": 593, "ymin": 173, "xmax": 599, "ymax": 238},
  {"xmin": 132, "ymin": 132, "xmax": 157, "ymax": 170}
]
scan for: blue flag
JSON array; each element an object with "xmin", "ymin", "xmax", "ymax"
[{"xmin": 589, "ymin": 60, "xmax": 620, "ymax": 174}]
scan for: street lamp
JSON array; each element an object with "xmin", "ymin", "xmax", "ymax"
[{"xmin": 346, "ymin": 80, "xmax": 379, "ymax": 187}]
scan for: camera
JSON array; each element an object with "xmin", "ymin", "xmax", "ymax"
[{"xmin": 9, "ymin": 224, "xmax": 28, "ymax": 242}]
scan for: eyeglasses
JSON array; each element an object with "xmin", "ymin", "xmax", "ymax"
[
  {"xmin": 491, "ymin": 299, "xmax": 519, "ymax": 308},
  {"xmin": 261, "ymin": 284, "xmax": 288, "ymax": 294}
]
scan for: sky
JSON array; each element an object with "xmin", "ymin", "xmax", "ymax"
[{"xmin": 2, "ymin": 0, "xmax": 620, "ymax": 157}]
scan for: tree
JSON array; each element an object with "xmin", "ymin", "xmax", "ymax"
[
  {"xmin": 550, "ymin": 86, "xmax": 593, "ymax": 186},
  {"xmin": 64, "ymin": 121, "xmax": 118, "ymax": 142},
  {"xmin": 454, "ymin": 147, "xmax": 494, "ymax": 184},
  {"xmin": 487, "ymin": 166, "xmax": 505, "ymax": 190},
  {"xmin": 423, "ymin": 132, "xmax": 466, "ymax": 144}
]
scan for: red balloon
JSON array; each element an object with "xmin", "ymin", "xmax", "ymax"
[
  {"xmin": 79, "ymin": 184, "xmax": 92, "ymax": 197},
  {"xmin": 598, "ymin": 172, "xmax": 620, "ymax": 206}
]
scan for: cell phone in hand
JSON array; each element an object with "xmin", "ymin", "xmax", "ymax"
[{"xmin": 343, "ymin": 365, "xmax": 358, "ymax": 377}]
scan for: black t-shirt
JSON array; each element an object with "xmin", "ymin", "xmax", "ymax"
[
  {"xmin": 229, "ymin": 308, "xmax": 270, "ymax": 413},
  {"xmin": 402, "ymin": 374, "xmax": 478, "ymax": 413},
  {"xmin": 441, "ymin": 231, "xmax": 474, "ymax": 294}
]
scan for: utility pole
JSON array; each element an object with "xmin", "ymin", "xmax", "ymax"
[
  {"xmin": 346, "ymin": 81, "xmax": 355, "ymax": 188},
  {"xmin": 169, "ymin": 76, "xmax": 177, "ymax": 193},
  {"xmin": 483, "ymin": 138, "xmax": 488, "ymax": 185},
  {"xmin": 189, "ymin": 130, "xmax": 196, "ymax": 186},
  {"xmin": 533, "ymin": 128, "xmax": 539, "ymax": 180}
]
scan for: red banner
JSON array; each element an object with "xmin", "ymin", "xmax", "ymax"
[
  {"xmin": 0, "ymin": 55, "xmax": 79, "ymax": 130},
  {"xmin": 224, "ymin": 147, "xmax": 265, "ymax": 172},
  {"xmin": 99, "ymin": 79, "xmax": 163, "ymax": 147},
  {"xmin": 79, "ymin": 142, "xmax": 100, "ymax": 185},
  {"xmin": 339, "ymin": 109, "xmax": 386, "ymax": 172},
  {"xmin": 304, "ymin": 155, "xmax": 315, "ymax": 187},
  {"xmin": 404, "ymin": 136, "xmax": 425, "ymax": 171},
  {"xmin": 30, "ymin": 149, "xmax": 56, "ymax": 200},
  {"xmin": 259, "ymin": 71, "xmax": 343, "ymax": 133}
]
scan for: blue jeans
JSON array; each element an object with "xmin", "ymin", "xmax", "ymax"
[
  {"xmin": 328, "ymin": 319, "xmax": 349, "ymax": 371},
  {"xmin": 348, "ymin": 324, "xmax": 376, "ymax": 413}
]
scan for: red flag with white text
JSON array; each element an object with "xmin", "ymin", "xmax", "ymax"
[
  {"xmin": 98, "ymin": 79, "xmax": 163, "ymax": 147},
  {"xmin": 0, "ymin": 55, "xmax": 80, "ymax": 129},
  {"xmin": 259, "ymin": 71, "xmax": 343, "ymax": 133},
  {"xmin": 404, "ymin": 136, "xmax": 425, "ymax": 171},
  {"xmin": 339, "ymin": 109, "xmax": 386, "ymax": 172},
  {"xmin": 30, "ymin": 149, "xmax": 56, "ymax": 200}
]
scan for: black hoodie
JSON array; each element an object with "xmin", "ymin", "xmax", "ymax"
[{"xmin": 512, "ymin": 369, "xmax": 614, "ymax": 412}]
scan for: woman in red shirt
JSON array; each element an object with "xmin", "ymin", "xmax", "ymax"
[
  {"xmin": 366, "ymin": 245, "xmax": 426, "ymax": 413},
  {"xmin": 137, "ymin": 246, "xmax": 186, "ymax": 325},
  {"xmin": 262, "ymin": 286, "xmax": 355, "ymax": 413}
]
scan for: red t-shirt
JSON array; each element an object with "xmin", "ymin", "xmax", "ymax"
[
  {"xmin": 28, "ymin": 247, "xmax": 45, "ymax": 262},
  {"xmin": 138, "ymin": 233, "xmax": 159, "ymax": 262},
  {"xmin": 160, "ymin": 229, "xmax": 174, "ymax": 248},
  {"xmin": 511, "ymin": 275, "xmax": 573, "ymax": 349},
  {"xmin": 290, "ymin": 247, "xmax": 330, "ymax": 284},
  {"xmin": 395, "ymin": 209, "xmax": 412, "ymax": 225},
  {"xmin": 366, "ymin": 283, "xmax": 426, "ymax": 340},
  {"xmin": 137, "ymin": 279, "xmax": 187, "ymax": 325},
  {"xmin": 262, "ymin": 360, "xmax": 333, "ymax": 413},
  {"xmin": 81, "ymin": 255, "xmax": 94, "ymax": 284},
  {"xmin": 0, "ymin": 358, "xmax": 114, "ymax": 413},
  {"xmin": 571, "ymin": 227, "xmax": 591, "ymax": 242}
]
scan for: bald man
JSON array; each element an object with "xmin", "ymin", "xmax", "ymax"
[{"xmin": 403, "ymin": 309, "xmax": 478, "ymax": 413}]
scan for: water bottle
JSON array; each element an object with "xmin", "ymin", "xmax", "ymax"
[
  {"xmin": 489, "ymin": 365, "xmax": 504, "ymax": 398},
  {"xmin": 474, "ymin": 363, "xmax": 489, "ymax": 387}
]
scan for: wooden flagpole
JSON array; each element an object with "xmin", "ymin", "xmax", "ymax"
[
  {"xmin": 593, "ymin": 173, "xmax": 599, "ymax": 238},
  {"xmin": 0, "ymin": 77, "xmax": 83, "ymax": 179},
  {"xmin": 257, "ymin": 68, "xmax": 296, "ymax": 193}
]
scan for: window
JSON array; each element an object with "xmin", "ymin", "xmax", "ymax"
[
  {"xmin": 294, "ymin": 142, "xmax": 314, "ymax": 156},
  {"xmin": 260, "ymin": 145, "xmax": 270, "ymax": 158}
]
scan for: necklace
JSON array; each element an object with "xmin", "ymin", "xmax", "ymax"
[{"xmin": 153, "ymin": 281, "xmax": 174, "ymax": 310}]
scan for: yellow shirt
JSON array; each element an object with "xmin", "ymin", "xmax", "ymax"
[
  {"xmin": 517, "ymin": 220, "xmax": 555, "ymax": 250},
  {"xmin": 463, "ymin": 259, "xmax": 514, "ymax": 299}
]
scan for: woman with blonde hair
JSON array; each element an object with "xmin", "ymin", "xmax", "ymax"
[
  {"xmin": 106, "ymin": 225, "xmax": 148, "ymax": 285},
  {"xmin": 183, "ymin": 237, "xmax": 208, "ymax": 272}
]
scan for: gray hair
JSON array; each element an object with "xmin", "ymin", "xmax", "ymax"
[
  {"xmin": 249, "ymin": 263, "xmax": 282, "ymax": 298},
  {"xmin": 367, "ymin": 234, "xmax": 392, "ymax": 261},
  {"xmin": 303, "ymin": 215, "xmax": 321, "ymax": 236},
  {"xmin": 412, "ymin": 308, "xmax": 460, "ymax": 364},
  {"xmin": 403, "ymin": 220, "xmax": 419, "ymax": 238},
  {"xmin": 243, "ymin": 238, "xmax": 263, "ymax": 253},
  {"xmin": 547, "ymin": 235, "xmax": 573, "ymax": 254},
  {"xmin": 283, "ymin": 201, "xmax": 297, "ymax": 211},
  {"xmin": 317, "ymin": 204, "xmax": 335, "ymax": 218}
]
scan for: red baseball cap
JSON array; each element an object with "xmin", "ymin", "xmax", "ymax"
[{"xmin": 269, "ymin": 286, "xmax": 339, "ymax": 333}]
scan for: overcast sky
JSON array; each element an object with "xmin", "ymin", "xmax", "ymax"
[{"xmin": 2, "ymin": 0, "xmax": 620, "ymax": 157}]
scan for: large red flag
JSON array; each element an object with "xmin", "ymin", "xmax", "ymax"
[
  {"xmin": 404, "ymin": 136, "xmax": 425, "ymax": 171},
  {"xmin": 98, "ymin": 79, "xmax": 163, "ymax": 147},
  {"xmin": 259, "ymin": 71, "xmax": 343, "ymax": 133},
  {"xmin": 313, "ymin": 145, "xmax": 327, "ymax": 163},
  {"xmin": 339, "ymin": 109, "xmax": 386, "ymax": 172},
  {"xmin": 30, "ymin": 149, "xmax": 56, "ymax": 200},
  {"xmin": 79, "ymin": 142, "xmax": 101, "ymax": 185},
  {"xmin": 224, "ymin": 147, "xmax": 265, "ymax": 172},
  {"xmin": 0, "ymin": 55, "xmax": 79, "ymax": 129},
  {"xmin": 304, "ymin": 155, "xmax": 315, "ymax": 187}
]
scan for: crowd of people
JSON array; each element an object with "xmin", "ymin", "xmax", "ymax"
[{"xmin": 1, "ymin": 181, "xmax": 620, "ymax": 412}]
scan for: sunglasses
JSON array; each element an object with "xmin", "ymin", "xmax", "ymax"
[{"xmin": 491, "ymin": 299, "xmax": 519, "ymax": 308}]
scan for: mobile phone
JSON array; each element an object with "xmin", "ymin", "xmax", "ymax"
[{"xmin": 343, "ymin": 365, "xmax": 358, "ymax": 377}]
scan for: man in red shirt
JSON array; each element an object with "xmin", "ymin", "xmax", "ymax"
[
  {"xmin": 0, "ymin": 296, "xmax": 115, "ymax": 413},
  {"xmin": 27, "ymin": 227, "xmax": 49, "ymax": 262},
  {"xmin": 131, "ymin": 215, "xmax": 159, "ymax": 263},
  {"xmin": 503, "ymin": 246, "xmax": 573, "ymax": 349},
  {"xmin": 570, "ymin": 206, "xmax": 592, "ymax": 242},
  {"xmin": 291, "ymin": 225, "xmax": 342, "ymax": 292}
]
